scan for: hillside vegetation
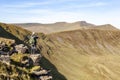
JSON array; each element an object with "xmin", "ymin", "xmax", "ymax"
[
  {"xmin": 0, "ymin": 23, "xmax": 66, "ymax": 80},
  {"xmin": 1, "ymin": 22, "xmax": 120, "ymax": 80},
  {"xmin": 42, "ymin": 29, "xmax": 120, "ymax": 80},
  {"xmin": 0, "ymin": 23, "xmax": 31, "ymax": 43}
]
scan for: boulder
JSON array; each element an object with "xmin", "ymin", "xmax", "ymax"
[
  {"xmin": 30, "ymin": 54, "xmax": 42, "ymax": 66},
  {"xmin": 31, "ymin": 68, "xmax": 52, "ymax": 80},
  {"xmin": 21, "ymin": 56, "xmax": 33, "ymax": 67},
  {"xmin": 39, "ymin": 76, "xmax": 52, "ymax": 80},
  {"xmin": 32, "ymin": 68, "xmax": 51, "ymax": 75},
  {"xmin": 15, "ymin": 44, "xmax": 28, "ymax": 53}
]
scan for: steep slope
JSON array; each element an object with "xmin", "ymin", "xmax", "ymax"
[
  {"xmin": 40, "ymin": 29, "xmax": 120, "ymax": 80},
  {"xmin": 0, "ymin": 22, "xmax": 67, "ymax": 80},
  {"xmin": 0, "ymin": 23, "xmax": 31, "ymax": 43}
]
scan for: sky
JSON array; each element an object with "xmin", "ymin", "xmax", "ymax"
[{"xmin": 0, "ymin": 0, "xmax": 120, "ymax": 28}]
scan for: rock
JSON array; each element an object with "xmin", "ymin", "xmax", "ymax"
[
  {"xmin": 31, "ymin": 68, "xmax": 52, "ymax": 80},
  {"xmin": 39, "ymin": 75, "xmax": 52, "ymax": 80},
  {"xmin": 32, "ymin": 68, "xmax": 51, "ymax": 75},
  {"xmin": 15, "ymin": 44, "xmax": 28, "ymax": 53},
  {"xmin": 0, "ymin": 51, "xmax": 5, "ymax": 55},
  {"xmin": 2, "ymin": 46, "xmax": 10, "ymax": 52},
  {"xmin": 0, "ymin": 43, "xmax": 10, "ymax": 53},
  {"xmin": 30, "ymin": 54, "xmax": 42, "ymax": 66},
  {"xmin": 32, "ymin": 69, "xmax": 48, "ymax": 76},
  {"xmin": 21, "ymin": 56, "xmax": 33, "ymax": 67},
  {"xmin": 0, "ymin": 55, "xmax": 10, "ymax": 65}
]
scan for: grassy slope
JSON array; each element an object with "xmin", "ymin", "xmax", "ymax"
[
  {"xmin": 1, "ymin": 22, "xmax": 120, "ymax": 80},
  {"xmin": 0, "ymin": 23, "xmax": 67, "ymax": 80},
  {"xmin": 44, "ymin": 29, "xmax": 120, "ymax": 80},
  {"xmin": 0, "ymin": 23, "xmax": 31, "ymax": 43}
]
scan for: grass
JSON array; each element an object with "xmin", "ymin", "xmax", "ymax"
[
  {"xmin": 43, "ymin": 29, "xmax": 120, "ymax": 80},
  {"xmin": 0, "ymin": 23, "xmax": 31, "ymax": 44},
  {"xmin": 0, "ymin": 61, "xmax": 31, "ymax": 80},
  {"xmin": 10, "ymin": 53, "xmax": 29, "ymax": 62},
  {"xmin": 1, "ymin": 22, "xmax": 120, "ymax": 80}
]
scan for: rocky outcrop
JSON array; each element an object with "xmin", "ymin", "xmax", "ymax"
[
  {"xmin": 29, "ymin": 54, "xmax": 52, "ymax": 80},
  {"xmin": 15, "ymin": 44, "xmax": 28, "ymax": 53},
  {"xmin": 21, "ymin": 56, "xmax": 34, "ymax": 67},
  {"xmin": 0, "ymin": 55, "xmax": 10, "ymax": 65},
  {"xmin": 30, "ymin": 54, "xmax": 42, "ymax": 66},
  {"xmin": 0, "ymin": 37, "xmax": 52, "ymax": 80},
  {"xmin": 31, "ymin": 67, "xmax": 52, "ymax": 80}
]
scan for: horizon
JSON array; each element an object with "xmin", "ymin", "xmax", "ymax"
[{"xmin": 0, "ymin": 0, "xmax": 120, "ymax": 29}]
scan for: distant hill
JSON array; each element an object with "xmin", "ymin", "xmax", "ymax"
[
  {"xmin": 93, "ymin": 24, "xmax": 118, "ymax": 30},
  {"xmin": 13, "ymin": 21, "xmax": 118, "ymax": 34},
  {"xmin": 13, "ymin": 21, "xmax": 96, "ymax": 34}
]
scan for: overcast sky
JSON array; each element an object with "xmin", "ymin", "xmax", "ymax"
[{"xmin": 0, "ymin": 0, "xmax": 120, "ymax": 28}]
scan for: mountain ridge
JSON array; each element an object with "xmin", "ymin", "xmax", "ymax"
[{"xmin": 13, "ymin": 21, "xmax": 118, "ymax": 34}]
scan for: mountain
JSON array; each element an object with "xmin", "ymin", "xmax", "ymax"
[
  {"xmin": 1, "ymin": 22, "xmax": 120, "ymax": 80},
  {"xmin": 43, "ymin": 29, "xmax": 120, "ymax": 80},
  {"xmin": 93, "ymin": 24, "xmax": 118, "ymax": 30},
  {"xmin": 13, "ymin": 21, "xmax": 118, "ymax": 34},
  {"xmin": 13, "ymin": 21, "xmax": 94, "ymax": 34},
  {"xmin": 0, "ymin": 22, "xmax": 66, "ymax": 80}
]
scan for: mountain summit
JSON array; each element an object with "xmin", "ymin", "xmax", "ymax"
[{"xmin": 13, "ymin": 21, "xmax": 118, "ymax": 34}]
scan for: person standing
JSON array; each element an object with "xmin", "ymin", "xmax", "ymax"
[{"xmin": 29, "ymin": 32, "xmax": 38, "ymax": 54}]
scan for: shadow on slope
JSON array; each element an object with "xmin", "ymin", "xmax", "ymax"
[
  {"xmin": 0, "ymin": 22, "xmax": 67, "ymax": 79},
  {"xmin": 40, "ymin": 57, "xmax": 67, "ymax": 80},
  {"xmin": 0, "ymin": 26, "xmax": 23, "ymax": 44}
]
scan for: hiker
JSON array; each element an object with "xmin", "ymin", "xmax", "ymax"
[{"xmin": 29, "ymin": 32, "xmax": 39, "ymax": 54}]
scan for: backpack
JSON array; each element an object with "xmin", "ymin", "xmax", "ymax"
[{"xmin": 29, "ymin": 36, "xmax": 35, "ymax": 44}]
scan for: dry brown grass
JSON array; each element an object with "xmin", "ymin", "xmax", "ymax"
[
  {"xmin": 1, "ymin": 22, "xmax": 120, "ymax": 80},
  {"xmin": 43, "ymin": 29, "xmax": 120, "ymax": 80},
  {"xmin": 0, "ymin": 23, "xmax": 31, "ymax": 43}
]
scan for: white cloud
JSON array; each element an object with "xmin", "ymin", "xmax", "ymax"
[
  {"xmin": 1, "ymin": 9, "xmax": 120, "ymax": 29},
  {"xmin": 63, "ymin": 2, "xmax": 108, "ymax": 9},
  {"xmin": 94, "ymin": 2, "xmax": 107, "ymax": 6},
  {"xmin": 2, "ymin": 1, "xmax": 52, "ymax": 8},
  {"xmin": 2, "ymin": 0, "xmax": 77, "ymax": 8},
  {"xmin": 0, "ymin": 0, "xmax": 120, "ymax": 29},
  {"xmin": 2, "ymin": 0, "xmax": 92, "ymax": 9}
]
